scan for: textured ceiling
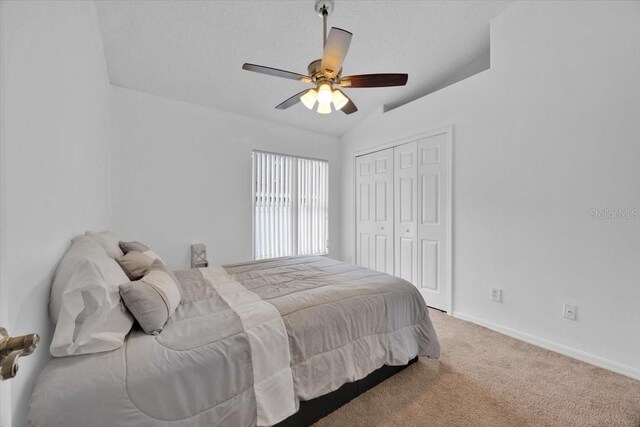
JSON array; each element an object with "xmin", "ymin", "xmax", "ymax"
[{"xmin": 95, "ymin": 0, "xmax": 512, "ymax": 136}]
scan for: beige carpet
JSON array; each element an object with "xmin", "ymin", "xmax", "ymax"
[{"xmin": 315, "ymin": 310, "xmax": 640, "ymax": 427}]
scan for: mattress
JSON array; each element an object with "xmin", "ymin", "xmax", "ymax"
[{"xmin": 29, "ymin": 256, "xmax": 440, "ymax": 427}]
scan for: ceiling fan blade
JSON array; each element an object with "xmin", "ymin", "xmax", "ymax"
[
  {"xmin": 320, "ymin": 28, "xmax": 352, "ymax": 79},
  {"xmin": 339, "ymin": 73, "xmax": 408, "ymax": 88},
  {"xmin": 242, "ymin": 63, "xmax": 311, "ymax": 82},
  {"xmin": 275, "ymin": 89, "xmax": 311, "ymax": 110},
  {"xmin": 341, "ymin": 96, "xmax": 358, "ymax": 115}
]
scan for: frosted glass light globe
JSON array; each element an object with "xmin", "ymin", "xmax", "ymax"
[
  {"xmin": 317, "ymin": 102, "xmax": 332, "ymax": 114},
  {"xmin": 300, "ymin": 89, "xmax": 318, "ymax": 110},
  {"xmin": 332, "ymin": 89, "xmax": 349, "ymax": 110},
  {"xmin": 317, "ymin": 83, "xmax": 333, "ymax": 105}
]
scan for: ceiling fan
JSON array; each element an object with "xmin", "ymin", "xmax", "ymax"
[{"xmin": 242, "ymin": 0, "xmax": 408, "ymax": 115}]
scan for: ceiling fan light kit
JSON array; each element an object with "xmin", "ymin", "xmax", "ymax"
[{"xmin": 242, "ymin": 0, "xmax": 408, "ymax": 115}]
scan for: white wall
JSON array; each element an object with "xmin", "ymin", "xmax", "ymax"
[
  {"xmin": 110, "ymin": 87, "xmax": 342, "ymax": 270},
  {"xmin": 0, "ymin": 1, "xmax": 112, "ymax": 425},
  {"xmin": 339, "ymin": 0, "xmax": 640, "ymax": 378},
  {"xmin": 386, "ymin": 50, "xmax": 490, "ymax": 112}
]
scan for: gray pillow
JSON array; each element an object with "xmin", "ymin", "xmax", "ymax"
[
  {"xmin": 116, "ymin": 251, "xmax": 154, "ymax": 281},
  {"xmin": 119, "ymin": 241, "xmax": 150, "ymax": 253},
  {"xmin": 119, "ymin": 241, "xmax": 163, "ymax": 262},
  {"xmin": 119, "ymin": 260, "xmax": 183, "ymax": 335}
]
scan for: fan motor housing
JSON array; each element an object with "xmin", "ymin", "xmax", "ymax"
[{"xmin": 308, "ymin": 59, "xmax": 340, "ymax": 83}]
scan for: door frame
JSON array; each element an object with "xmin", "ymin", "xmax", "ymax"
[
  {"xmin": 353, "ymin": 125, "xmax": 454, "ymax": 314},
  {"xmin": 0, "ymin": 90, "xmax": 10, "ymax": 425}
]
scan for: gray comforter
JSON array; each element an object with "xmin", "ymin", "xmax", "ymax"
[{"xmin": 29, "ymin": 256, "xmax": 440, "ymax": 426}]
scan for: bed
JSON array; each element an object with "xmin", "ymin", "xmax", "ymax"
[{"xmin": 29, "ymin": 255, "xmax": 440, "ymax": 426}]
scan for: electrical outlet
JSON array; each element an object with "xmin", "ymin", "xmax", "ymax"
[
  {"xmin": 491, "ymin": 288, "xmax": 502, "ymax": 303},
  {"xmin": 563, "ymin": 303, "xmax": 577, "ymax": 320}
]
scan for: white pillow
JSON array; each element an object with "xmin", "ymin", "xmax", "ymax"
[
  {"xmin": 86, "ymin": 231, "xmax": 124, "ymax": 258},
  {"xmin": 50, "ymin": 235, "xmax": 106, "ymax": 324},
  {"xmin": 49, "ymin": 235, "xmax": 133, "ymax": 357}
]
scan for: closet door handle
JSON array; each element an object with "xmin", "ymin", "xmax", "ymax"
[{"xmin": 405, "ymin": 229, "xmax": 410, "ymax": 233}]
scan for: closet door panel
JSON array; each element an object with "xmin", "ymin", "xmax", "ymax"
[
  {"xmin": 356, "ymin": 148, "xmax": 393, "ymax": 274},
  {"xmin": 358, "ymin": 233, "xmax": 371, "ymax": 267},
  {"xmin": 356, "ymin": 156, "xmax": 373, "ymax": 268},
  {"xmin": 394, "ymin": 141, "xmax": 417, "ymax": 284},
  {"xmin": 417, "ymin": 133, "xmax": 449, "ymax": 311}
]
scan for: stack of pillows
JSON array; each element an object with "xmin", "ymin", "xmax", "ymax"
[{"xmin": 49, "ymin": 231, "xmax": 183, "ymax": 357}]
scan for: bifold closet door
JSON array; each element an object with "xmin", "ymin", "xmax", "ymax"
[
  {"xmin": 355, "ymin": 148, "xmax": 394, "ymax": 274},
  {"xmin": 417, "ymin": 133, "xmax": 449, "ymax": 311},
  {"xmin": 394, "ymin": 141, "xmax": 418, "ymax": 284}
]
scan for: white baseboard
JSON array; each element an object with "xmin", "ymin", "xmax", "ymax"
[{"xmin": 452, "ymin": 311, "xmax": 640, "ymax": 381}]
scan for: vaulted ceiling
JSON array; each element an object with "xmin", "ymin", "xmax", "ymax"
[{"xmin": 95, "ymin": 0, "xmax": 512, "ymax": 136}]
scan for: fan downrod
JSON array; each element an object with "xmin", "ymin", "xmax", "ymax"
[{"xmin": 315, "ymin": 0, "xmax": 334, "ymax": 47}]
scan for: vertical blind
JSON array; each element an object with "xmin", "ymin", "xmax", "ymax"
[{"xmin": 253, "ymin": 151, "xmax": 328, "ymax": 260}]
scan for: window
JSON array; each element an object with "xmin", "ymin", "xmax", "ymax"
[{"xmin": 253, "ymin": 151, "xmax": 328, "ymax": 260}]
